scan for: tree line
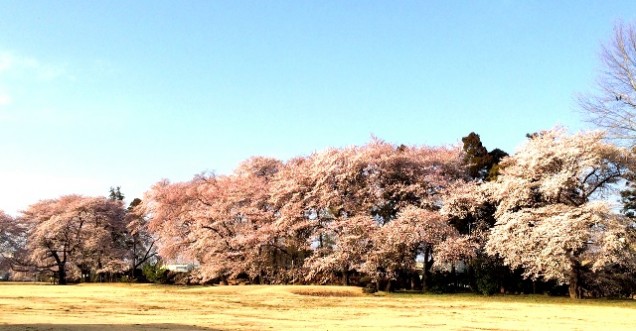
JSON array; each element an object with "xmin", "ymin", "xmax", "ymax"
[
  {"xmin": 1, "ymin": 128, "xmax": 635, "ymax": 298},
  {"xmin": 3, "ymin": 22, "xmax": 636, "ymax": 299}
]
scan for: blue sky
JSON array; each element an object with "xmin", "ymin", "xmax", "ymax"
[{"xmin": 1, "ymin": 1, "xmax": 635, "ymax": 214}]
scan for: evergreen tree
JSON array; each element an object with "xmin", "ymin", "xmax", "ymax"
[
  {"xmin": 109, "ymin": 186, "xmax": 125, "ymax": 201},
  {"xmin": 461, "ymin": 132, "xmax": 508, "ymax": 181}
]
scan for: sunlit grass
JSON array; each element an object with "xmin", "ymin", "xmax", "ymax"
[{"xmin": 0, "ymin": 283, "xmax": 635, "ymax": 330}]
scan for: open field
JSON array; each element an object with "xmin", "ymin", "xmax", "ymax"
[{"xmin": 0, "ymin": 283, "xmax": 635, "ymax": 330}]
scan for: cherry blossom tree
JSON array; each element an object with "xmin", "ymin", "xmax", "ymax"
[
  {"xmin": 441, "ymin": 181, "xmax": 515, "ymax": 294},
  {"xmin": 144, "ymin": 157, "xmax": 283, "ymax": 284},
  {"xmin": 442, "ymin": 181, "xmax": 495, "ymax": 234},
  {"xmin": 269, "ymin": 139, "xmax": 468, "ymax": 288},
  {"xmin": 363, "ymin": 140, "xmax": 467, "ymax": 222},
  {"xmin": 267, "ymin": 155, "xmax": 325, "ymax": 283},
  {"xmin": 124, "ymin": 198, "xmax": 158, "ymax": 278},
  {"xmin": 1, "ymin": 211, "xmax": 15, "ymax": 255},
  {"xmin": 0, "ymin": 211, "xmax": 23, "ymax": 272},
  {"xmin": 304, "ymin": 215, "xmax": 377, "ymax": 285},
  {"xmin": 363, "ymin": 206, "xmax": 471, "ymax": 292},
  {"xmin": 20, "ymin": 195, "xmax": 128, "ymax": 284},
  {"xmin": 359, "ymin": 141, "xmax": 470, "ymax": 291},
  {"xmin": 485, "ymin": 128, "xmax": 636, "ymax": 298}
]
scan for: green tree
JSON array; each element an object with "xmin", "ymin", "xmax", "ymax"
[
  {"xmin": 621, "ymin": 181, "xmax": 636, "ymax": 218},
  {"xmin": 462, "ymin": 132, "xmax": 493, "ymax": 179},
  {"xmin": 142, "ymin": 261, "xmax": 168, "ymax": 284},
  {"xmin": 461, "ymin": 133, "xmax": 508, "ymax": 181},
  {"xmin": 485, "ymin": 148, "xmax": 508, "ymax": 181},
  {"xmin": 109, "ymin": 186, "xmax": 125, "ymax": 201}
]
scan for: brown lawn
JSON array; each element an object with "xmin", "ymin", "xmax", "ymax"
[{"xmin": 0, "ymin": 283, "xmax": 635, "ymax": 330}]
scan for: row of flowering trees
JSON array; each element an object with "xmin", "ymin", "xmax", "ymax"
[
  {"xmin": 1, "ymin": 128, "xmax": 636, "ymax": 298},
  {"xmin": 136, "ymin": 128, "xmax": 636, "ymax": 297},
  {"xmin": 141, "ymin": 138, "xmax": 473, "ymax": 291}
]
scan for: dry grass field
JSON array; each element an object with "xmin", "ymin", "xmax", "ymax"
[{"xmin": 0, "ymin": 283, "xmax": 635, "ymax": 330}]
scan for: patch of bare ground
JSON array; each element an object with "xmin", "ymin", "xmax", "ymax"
[{"xmin": 287, "ymin": 285, "xmax": 363, "ymax": 297}]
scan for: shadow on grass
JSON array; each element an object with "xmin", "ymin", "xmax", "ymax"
[{"xmin": 0, "ymin": 324, "xmax": 220, "ymax": 331}]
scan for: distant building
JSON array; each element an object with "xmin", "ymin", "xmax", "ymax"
[{"xmin": 164, "ymin": 263, "xmax": 197, "ymax": 273}]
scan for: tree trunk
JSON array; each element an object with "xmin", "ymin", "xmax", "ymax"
[
  {"xmin": 466, "ymin": 262, "xmax": 475, "ymax": 292},
  {"xmin": 421, "ymin": 245, "xmax": 432, "ymax": 293},
  {"xmin": 568, "ymin": 272, "xmax": 581, "ymax": 299},
  {"xmin": 57, "ymin": 263, "xmax": 67, "ymax": 285},
  {"xmin": 568, "ymin": 260, "xmax": 582, "ymax": 299},
  {"xmin": 51, "ymin": 251, "xmax": 67, "ymax": 285},
  {"xmin": 421, "ymin": 260, "xmax": 428, "ymax": 292},
  {"xmin": 131, "ymin": 236, "xmax": 137, "ymax": 278},
  {"xmin": 568, "ymin": 279, "xmax": 580, "ymax": 299}
]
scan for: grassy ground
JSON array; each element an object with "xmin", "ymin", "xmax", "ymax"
[{"xmin": 0, "ymin": 283, "xmax": 635, "ymax": 330}]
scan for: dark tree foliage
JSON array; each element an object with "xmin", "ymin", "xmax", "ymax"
[
  {"xmin": 485, "ymin": 148, "xmax": 508, "ymax": 181},
  {"xmin": 109, "ymin": 186, "xmax": 125, "ymax": 201},
  {"xmin": 462, "ymin": 132, "xmax": 493, "ymax": 179},
  {"xmin": 621, "ymin": 181, "xmax": 636, "ymax": 218},
  {"xmin": 461, "ymin": 132, "xmax": 508, "ymax": 181},
  {"xmin": 128, "ymin": 198, "xmax": 142, "ymax": 211}
]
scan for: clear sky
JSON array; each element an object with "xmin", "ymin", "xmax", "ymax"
[{"xmin": 1, "ymin": 1, "xmax": 636, "ymax": 215}]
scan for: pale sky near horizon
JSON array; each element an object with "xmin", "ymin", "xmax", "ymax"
[{"xmin": 1, "ymin": 1, "xmax": 636, "ymax": 215}]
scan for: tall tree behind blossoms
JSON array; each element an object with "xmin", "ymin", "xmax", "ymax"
[
  {"xmin": 144, "ymin": 157, "xmax": 282, "ymax": 284},
  {"xmin": 461, "ymin": 132, "xmax": 508, "ymax": 182},
  {"xmin": 484, "ymin": 128, "xmax": 636, "ymax": 298},
  {"xmin": 19, "ymin": 195, "xmax": 127, "ymax": 285}
]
